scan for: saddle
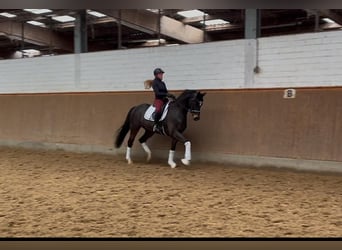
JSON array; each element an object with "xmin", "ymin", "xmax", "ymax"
[{"xmin": 144, "ymin": 101, "xmax": 170, "ymax": 122}]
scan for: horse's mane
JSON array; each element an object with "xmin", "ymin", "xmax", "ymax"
[{"xmin": 176, "ymin": 89, "xmax": 197, "ymax": 102}]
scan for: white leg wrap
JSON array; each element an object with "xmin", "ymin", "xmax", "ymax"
[
  {"xmin": 184, "ymin": 141, "xmax": 191, "ymax": 160},
  {"xmin": 141, "ymin": 142, "xmax": 151, "ymax": 162},
  {"xmin": 181, "ymin": 141, "xmax": 191, "ymax": 166},
  {"xmin": 168, "ymin": 150, "xmax": 177, "ymax": 168},
  {"xmin": 126, "ymin": 147, "xmax": 132, "ymax": 164}
]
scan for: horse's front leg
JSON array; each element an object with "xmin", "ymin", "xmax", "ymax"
[
  {"xmin": 172, "ymin": 131, "xmax": 191, "ymax": 166},
  {"xmin": 168, "ymin": 139, "xmax": 178, "ymax": 168},
  {"xmin": 182, "ymin": 141, "xmax": 191, "ymax": 166}
]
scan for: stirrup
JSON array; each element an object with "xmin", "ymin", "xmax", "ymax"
[{"xmin": 153, "ymin": 123, "xmax": 162, "ymax": 133}]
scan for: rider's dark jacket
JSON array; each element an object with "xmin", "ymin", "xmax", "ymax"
[{"xmin": 152, "ymin": 77, "xmax": 168, "ymax": 100}]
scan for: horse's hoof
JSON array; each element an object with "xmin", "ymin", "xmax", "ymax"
[
  {"xmin": 127, "ymin": 159, "xmax": 133, "ymax": 164},
  {"xmin": 168, "ymin": 161, "xmax": 177, "ymax": 168},
  {"xmin": 181, "ymin": 159, "xmax": 190, "ymax": 166}
]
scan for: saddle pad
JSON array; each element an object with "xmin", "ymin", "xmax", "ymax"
[{"xmin": 144, "ymin": 102, "xmax": 170, "ymax": 121}]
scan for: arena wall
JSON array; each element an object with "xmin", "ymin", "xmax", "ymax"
[
  {"xmin": 255, "ymin": 31, "xmax": 342, "ymax": 87},
  {"xmin": 0, "ymin": 88, "xmax": 341, "ymax": 171},
  {"xmin": 1, "ymin": 30, "xmax": 342, "ymax": 171},
  {"xmin": 1, "ymin": 30, "xmax": 342, "ymax": 94}
]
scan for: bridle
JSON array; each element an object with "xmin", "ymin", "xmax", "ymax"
[{"xmin": 189, "ymin": 98, "xmax": 202, "ymax": 114}]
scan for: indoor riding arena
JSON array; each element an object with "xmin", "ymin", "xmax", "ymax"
[{"xmin": 0, "ymin": 9, "xmax": 341, "ymax": 237}]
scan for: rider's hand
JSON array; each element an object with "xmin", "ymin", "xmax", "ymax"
[{"xmin": 167, "ymin": 93, "xmax": 176, "ymax": 99}]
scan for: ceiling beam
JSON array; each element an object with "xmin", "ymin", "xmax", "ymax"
[
  {"xmin": 0, "ymin": 21, "xmax": 73, "ymax": 51},
  {"xmin": 96, "ymin": 9, "xmax": 157, "ymax": 35},
  {"xmin": 205, "ymin": 20, "xmax": 323, "ymax": 32},
  {"xmin": 160, "ymin": 15, "xmax": 205, "ymax": 43},
  {"xmin": 96, "ymin": 9, "xmax": 206, "ymax": 43}
]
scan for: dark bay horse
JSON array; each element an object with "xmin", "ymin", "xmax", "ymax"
[{"xmin": 115, "ymin": 90, "xmax": 206, "ymax": 168}]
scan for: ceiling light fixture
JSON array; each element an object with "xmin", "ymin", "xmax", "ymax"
[
  {"xmin": 87, "ymin": 10, "xmax": 106, "ymax": 18},
  {"xmin": 52, "ymin": 15, "xmax": 76, "ymax": 23},
  {"xmin": 177, "ymin": 9, "xmax": 207, "ymax": 18},
  {"xmin": 23, "ymin": 9, "xmax": 52, "ymax": 14},
  {"xmin": 201, "ymin": 19, "xmax": 230, "ymax": 26},
  {"xmin": 322, "ymin": 18, "xmax": 336, "ymax": 24},
  {"xmin": 26, "ymin": 20, "xmax": 46, "ymax": 27},
  {"xmin": 0, "ymin": 12, "xmax": 17, "ymax": 18}
]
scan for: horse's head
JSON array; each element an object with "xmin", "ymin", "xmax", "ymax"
[{"xmin": 189, "ymin": 91, "xmax": 206, "ymax": 121}]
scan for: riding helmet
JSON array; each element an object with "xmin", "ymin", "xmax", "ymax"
[{"xmin": 153, "ymin": 68, "xmax": 165, "ymax": 76}]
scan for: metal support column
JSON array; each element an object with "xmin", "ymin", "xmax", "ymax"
[
  {"xmin": 245, "ymin": 9, "xmax": 260, "ymax": 39},
  {"xmin": 203, "ymin": 13, "xmax": 207, "ymax": 42},
  {"xmin": 244, "ymin": 9, "xmax": 261, "ymax": 87},
  {"xmin": 158, "ymin": 9, "xmax": 161, "ymax": 46},
  {"xmin": 117, "ymin": 10, "xmax": 122, "ymax": 49},
  {"xmin": 74, "ymin": 10, "xmax": 88, "ymax": 53},
  {"xmin": 21, "ymin": 21, "xmax": 25, "ymax": 58},
  {"xmin": 314, "ymin": 10, "xmax": 320, "ymax": 32}
]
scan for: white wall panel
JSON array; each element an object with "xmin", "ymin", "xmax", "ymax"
[
  {"xmin": 0, "ymin": 39, "xmax": 246, "ymax": 94},
  {"xmin": 1, "ymin": 30, "xmax": 342, "ymax": 93},
  {"xmin": 255, "ymin": 31, "xmax": 342, "ymax": 88}
]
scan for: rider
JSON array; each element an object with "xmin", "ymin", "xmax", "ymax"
[{"xmin": 152, "ymin": 68, "xmax": 174, "ymax": 134}]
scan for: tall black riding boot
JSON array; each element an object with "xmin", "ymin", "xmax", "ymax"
[{"xmin": 153, "ymin": 112, "xmax": 162, "ymax": 134}]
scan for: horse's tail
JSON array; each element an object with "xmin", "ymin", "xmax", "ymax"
[{"xmin": 114, "ymin": 106, "xmax": 135, "ymax": 148}]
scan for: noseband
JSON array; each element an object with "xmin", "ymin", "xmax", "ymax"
[{"xmin": 190, "ymin": 109, "xmax": 201, "ymax": 113}]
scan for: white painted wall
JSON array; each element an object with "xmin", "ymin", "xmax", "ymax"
[
  {"xmin": 1, "ymin": 30, "xmax": 342, "ymax": 94},
  {"xmin": 0, "ymin": 40, "xmax": 245, "ymax": 94},
  {"xmin": 254, "ymin": 31, "xmax": 342, "ymax": 88}
]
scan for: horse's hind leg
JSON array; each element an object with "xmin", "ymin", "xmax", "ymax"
[
  {"xmin": 138, "ymin": 130, "xmax": 154, "ymax": 162},
  {"xmin": 126, "ymin": 128, "xmax": 140, "ymax": 164}
]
